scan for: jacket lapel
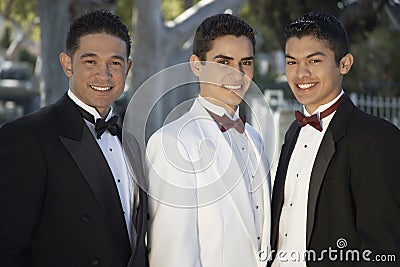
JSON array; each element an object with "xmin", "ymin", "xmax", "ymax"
[
  {"xmin": 306, "ymin": 130, "xmax": 335, "ymax": 246},
  {"xmin": 306, "ymin": 94, "xmax": 354, "ymax": 246},
  {"xmin": 189, "ymin": 101, "xmax": 258, "ymax": 249},
  {"xmin": 271, "ymin": 122, "xmax": 300, "ymax": 248},
  {"xmin": 56, "ymin": 94, "xmax": 130, "ymax": 249}
]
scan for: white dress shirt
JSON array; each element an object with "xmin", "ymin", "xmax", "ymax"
[
  {"xmin": 67, "ymin": 90, "xmax": 135, "ymax": 244},
  {"xmin": 272, "ymin": 91, "xmax": 343, "ymax": 267},
  {"xmin": 198, "ymin": 96, "xmax": 265, "ymax": 249}
]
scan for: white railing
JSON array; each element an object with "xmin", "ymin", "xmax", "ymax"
[
  {"xmin": 349, "ymin": 92, "xmax": 400, "ymax": 128},
  {"xmin": 251, "ymin": 90, "xmax": 400, "ymax": 183},
  {"xmin": 261, "ymin": 90, "xmax": 400, "ymax": 128}
]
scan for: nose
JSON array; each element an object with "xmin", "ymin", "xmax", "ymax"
[
  {"xmin": 296, "ymin": 63, "xmax": 311, "ymax": 78},
  {"xmin": 96, "ymin": 64, "xmax": 112, "ymax": 79},
  {"xmin": 228, "ymin": 63, "xmax": 245, "ymax": 79}
]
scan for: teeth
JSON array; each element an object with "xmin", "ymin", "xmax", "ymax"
[
  {"xmin": 298, "ymin": 83, "xmax": 315, "ymax": 89},
  {"xmin": 223, "ymin": 84, "xmax": 241, "ymax": 90},
  {"xmin": 91, "ymin": 85, "xmax": 111, "ymax": 91}
]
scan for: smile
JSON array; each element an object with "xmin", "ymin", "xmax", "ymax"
[
  {"xmin": 222, "ymin": 84, "xmax": 242, "ymax": 90},
  {"xmin": 297, "ymin": 83, "xmax": 316, "ymax": 90},
  {"xmin": 90, "ymin": 85, "xmax": 112, "ymax": 91}
]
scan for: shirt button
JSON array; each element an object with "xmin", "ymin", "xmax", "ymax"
[
  {"xmin": 117, "ymin": 179, "xmax": 121, "ymax": 183},
  {"xmin": 285, "ymin": 233, "xmax": 288, "ymax": 237},
  {"xmin": 109, "ymin": 148, "xmax": 113, "ymax": 151},
  {"xmin": 80, "ymin": 214, "xmax": 90, "ymax": 223},
  {"xmin": 256, "ymin": 205, "xmax": 259, "ymax": 209},
  {"xmin": 304, "ymin": 144, "xmax": 308, "ymax": 148},
  {"xmin": 257, "ymin": 236, "xmax": 261, "ymax": 240}
]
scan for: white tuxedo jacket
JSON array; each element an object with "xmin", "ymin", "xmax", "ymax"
[{"xmin": 146, "ymin": 99, "xmax": 271, "ymax": 267}]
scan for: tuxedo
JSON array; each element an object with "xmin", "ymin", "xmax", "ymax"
[
  {"xmin": 146, "ymin": 99, "xmax": 271, "ymax": 267},
  {"xmin": 0, "ymin": 93, "xmax": 148, "ymax": 267},
  {"xmin": 271, "ymin": 94, "xmax": 400, "ymax": 266}
]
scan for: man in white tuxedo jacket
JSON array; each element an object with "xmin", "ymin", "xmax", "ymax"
[{"xmin": 146, "ymin": 14, "xmax": 272, "ymax": 267}]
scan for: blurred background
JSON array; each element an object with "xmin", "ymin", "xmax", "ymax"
[{"xmin": 1, "ymin": 0, "xmax": 399, "ymax": 154}]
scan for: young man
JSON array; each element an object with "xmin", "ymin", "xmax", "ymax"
[
  {"xmin": 146, "ymin": 14, "xmax": 271, "ymax": 267},
  {"xmin": 0, "ymin": 10, "xmax": 148, "ymax": 266},
  {"xmin": 270, "ymin": 12, "xmax": 400, "ymax": 266}
]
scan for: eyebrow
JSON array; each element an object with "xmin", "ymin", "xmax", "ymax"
[
  {"xmin": 213, "ymin": 54, "xmax": 254, "ymax": 61},
  {"xmin": 80, "ymin": 53, "xmax": 126, "ymax": 61},
  {"xmin": 285, "ymin": 51, "xmax": 327, "ymax": 60}
]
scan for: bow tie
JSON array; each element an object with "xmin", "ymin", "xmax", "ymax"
[
  {"xmin": 207, "ymin": 110, "xmax": 246, "ymax": 133},
  {"xmin": 295, "ymin": 94, "xmax": 344, "ymax": 131},
  {"xmin": 95, "ymin": 116, "xmax": 119, "ymax": 139},
  {"xmin": 77, "ymin": 105, "xmax": 120, "ymax": 139}
]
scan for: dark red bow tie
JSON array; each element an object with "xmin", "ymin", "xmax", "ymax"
[
  {"xmin": 207, "ymin": 110, "xmax": 246, "ymax": 133},
  {"xmin": 295, "ymin": 94, "xmax": 344, "ymax": 131}
]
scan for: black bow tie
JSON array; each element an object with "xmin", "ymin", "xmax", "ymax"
[
  {"xmin": 94, "ymin": 116, "xmax": 119, "ymax": 139},
  {"xmin": 77, "ymin": 105, "xmax": 120, "ymax": 139},
  {"xmin": 206, "ymin": 110, "xmax": 246, "ymax": 133}
]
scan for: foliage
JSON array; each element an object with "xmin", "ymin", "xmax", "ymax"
[
  {"xmin": 0, "ymin": 0, "xmax": 39, "ymax": 41},
  {"xmin": 345, "ymin": 16, "xmax": 400, "ymax": 96},
  {"xmin": 2, "ymin": 0, "xmax": 400, "ymax": 96}
]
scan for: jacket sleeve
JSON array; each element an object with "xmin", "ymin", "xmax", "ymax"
[
  {"xmin": 355, "ymin": 124, "xmax": 400, "ymax": 265},
  {"xmin": 145, "ymin": 130, "xmax": 202, "ymax": 267},
  {"xmin": 0, "ymin": 122, "xmax": 47, "ymax": 266}
]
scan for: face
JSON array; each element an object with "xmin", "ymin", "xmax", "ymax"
[
  {"xmin": 285, "ymin": 36, "xmax": 353, "ymax": 113},
  {"xmin": 190, "ymin": 35, "xmax": 254, "ymax": 114},
  {"xmin": 60, "ymin": 33, "xmax": 132, "ymax": 117}
]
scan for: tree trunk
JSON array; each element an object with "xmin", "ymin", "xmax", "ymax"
[
  {"xmin": 37, "ymin": 0, "xmax": 71, "ymax": 105},
  {"xmin": 38, "ymin": 0, "xmax": 116, "ymax": 106}
]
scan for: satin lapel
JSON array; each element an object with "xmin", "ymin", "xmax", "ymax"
[
  {"xmin": 306, "ymin": 130, "xmax": 335, "ymax": 246},
  {"xmin": 271, "ymin": 122, "xmax": 300, "ymax": 248},
  {"xmin": 306, "ymin": 94, "xmax": 354, "ymax": 246},
  {"xmin": 190, "ymin": 101, "xmax": 258, "ymax": 249},
  {"xmin": 56, "ymin": 95, "xmax": 130, "ymax": 249}
]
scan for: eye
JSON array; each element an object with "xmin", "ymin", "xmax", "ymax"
[
  {"xmin": 241, "ymin": 60, "xmax": 253, "ymax": 66},
  {"xmin": 85, "ymin": 59, "xmax": 96, "ymax": 64},
  {"xmin": 286, "ymin": 60, "xmax": 296, "ymax": 65},
  {"xmin": 217, "ymin": 60, "xmax": 229, "ymax": 65},
  {"xmin": 111, "ymin": 61, "xmax": 122, "ymax": 66},
  {"xmin": 309, "ymin": 59, "xmax": 321, "ymax": 64}
]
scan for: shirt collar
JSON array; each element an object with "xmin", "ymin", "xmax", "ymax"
[
  {"xmin": 303, "ymin": 90, "xmax": 344, "ymax": 117},
  {"xmin": 67, "ymin": 89, "xmax": 113, "ymax": 121},
  {"xmin": 197, "ymin": 95, "xmax": 240, "ymax": 120}
]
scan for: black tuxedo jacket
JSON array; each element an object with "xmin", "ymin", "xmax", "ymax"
[
  {"xmin": 271, "ymin": 94, "xmax": 400, "ymax": 266},
  {"xmin": 0, "ymin": 94, "xmax": 148, "ymax": 267}
]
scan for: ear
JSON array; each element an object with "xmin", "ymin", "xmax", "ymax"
[
  {"xmin": 190, "ymin": 54, "xmax": 202, "ymax": 77},
  {"xmin": 126, "ymin": 57, "xmax": 133, "ymax": 77},
  {"xmin": 339, "ymin": 53, "xmax": 354, "ymax": 75},
  {"xmin": 59, "ymin": 52, "xmax": 73, "ymax": 77}
]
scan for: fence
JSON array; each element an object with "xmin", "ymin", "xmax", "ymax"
[
  {"xmin": 260, "ymin": 90, "xmax": 400, "ymax": 129},
  {"xmin": 249, "ymin": 90, "xmax": 400, "ymax": 181},
  {"xmin": 349, "ymin": 92, "xmax": 400, "ymax": 128}
]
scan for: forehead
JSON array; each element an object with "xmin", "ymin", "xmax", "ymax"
[
  {"xmin": 206, "ymin": 35, "xmax": 254, "ymax": 59},
  {"xmin": 76, "ymin": 33, "xmax": 128, "ymax": 56},
  {"xmin": 285, "ymin": 36, "xmax": 333, "ymax": 57}
]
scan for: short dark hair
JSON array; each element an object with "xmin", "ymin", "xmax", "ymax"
[
  {"xmin": 284, "ymin": 12, "xmax": 348, "ymax": 65},
  {"xmin": 193, "ymin": 13, "xmax": 256, "ymax": 61},
  {"xmin": 65, "ymin": 9, "xmax": 131, "ymax": 58}
]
